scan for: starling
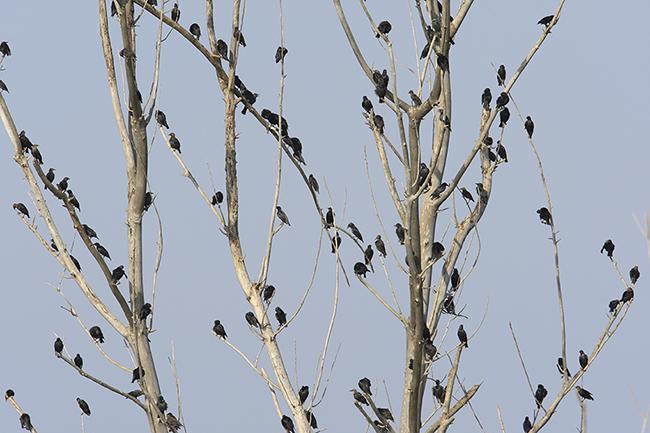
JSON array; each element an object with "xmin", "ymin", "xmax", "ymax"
[
  {"xmin": 578, "ymin": 350, "xmax": 588, "ymax": 369},
  {"xmin": 362, "ymin": 96, "xmax": 373, "ymax": 113},
  {"xmin": 213, "ymin": 320, "xmax": 227, "ymax": 339},
  {"xmin": 497, "ymin": 64, "xmax": 506, "ymax": 86},
  {"xmin": 376, "ymin": 20, "xmax": 392, "ymax": 37},
  {"xmin": 499, "ymin": 107, "xmax": 510, "ymax": 127},
  {"xmin": 535, "ymin": 384, "xmax": 548, "ymax": 407},
  {"xmin": 70, "ymin": 255, "xmax": 82, "ymax": 271},
  {"xmin": 347, "ymin": 223, "xmax": 363, "ymax": 242},
  {"xmin": 431, "ymin": 182, "xmax": 448, "ymax": 199},
  {"xmin": 351, "ymin": 390, "xmax": 369, "ymax": 405},
  {"xmin": 155, "ymin": 110, "xmax": 169, "ymax": 128},
  {"xmin": 216, "ymin": 39, "xmax": 230, "ymax": 62},
  {"xmin": 12, "ymin": 203, "xmax": 30, "ymax": 218},
  {"xmin": 189, "ymin": 23, "xmax": 201, "ymax": 39},
  {"xmin": 378, "ymin": 407, "xmax": 394, "ymax": 422},
  {"xmin": 496, "ymin": 142, "xmax": 508, "ymax": 162},
  {"xmin": 45, "ymin": 168, "xmax": 55, "ymax": 183},
  {"xmin": 94, "ymin": 242, "xmax": 111, "ymax": 260},
  {"xmin": 57, "ymin": 176, "xmax": 69, "ymax": 191},
  {"xmin": 305, "ymin": 410, "xmax": 318, "ymax": 429},
  {"xmin": 417, "ymin": 162, "xmax": 430, "ymax": 189},
  {"xmin": 0, "ymin": 79, "xmax": 8, "ymax": 93},
  {"xmin": 299, "ymin": 385, "xmax": 309, "ymax": 404},
  {"xmin": 131, "ymin": 366, "xmax": 144, "ymax": 383},
  {"xmin": 263, "ymin": 285, "xmax": 275, "ymax": 303},
  {"xmin": 169, "ymin": 133, "xmax": 181, "ymax": 153},
  {"xmin": 424, "ymin": 340, "xmax": 437, "ymax": 361},
  {"xmin": 537, "ymin": 15, "xmax": 554, "ymax": 27},
  {"xmin": 437, "ymin": 55, "xmax": 449, "ymax": 71},
  {"xmin": 31, "ymin": 145, "xmax": 43, "ymax": 165},
  {"xmin": 54, "ymin": 337, "xmax": 64, "ymax": 355},
  {"xmin": 147, "ymin": 0, "xmax": 158, "ymax": 5},
  {"xmin": 330, "ymin": 233, "xmax": 342, "ymax": 253},
  {"xmin": 432, "ymin": 242, "xmax": 445, "ymax": 261},
  {"xmin": 556, "ymin": 357, "xmax": 571, "ymax": 377},
  {"xmin": 630, "ymin": 266, "xmax": 640, "ymax": 284},
  {"xmin": 5, "ymin": 389, "xmax": 15, "ymax": 399},
  {"xmin": 50, "ymin": 239, "xmax": 59, "ymax": 252},
  {"xmin": 476, "ymin": 183, "xmax": 488, "ymax": 203},
  {"xmin": 89, "ymin": 326, "xmax": 105, "ymax": 343},
  {"xmin": 82, "ymin": 224, "xmax": 98, "ymax": 239},
  {"xmin": 536, "ymin": 207, "xmax": 552, "ymax": 225},
  {"xmin": 275, "ymin": 46, "xmax": 288, "ymax": 63},
  {"xmin": 234, "ymin": 28, "xmax": 246, "ymax": 47},
  {"xmin": 240, "ymin": 90, "xmax": 258, "ymax": 114},
  {"xmin": 325, "ymin": 207, "xmax": 335, "ymax": 228},
  {"xmin": 420, "ymin": 41, "xmax": 431, "ymax": 59},
  {"xmin": 245, "ymin": 311, "xmax": 260, "ymax": 329},
  {"xmin": 354, "ymin": 262, "xmax": 369, "ymax": 277},
  {"xmin": 0, "ymin": 41, "xmax": 11, "ymax": 56},
  {"xmin": 19, "ymin": 131, "xmax": 33, "ymax": 152},
  {"xmin": 394, "ymin": 223, "xmax": 405, "ymax": 245},
  {"xmin": 19, "ymin": 413, "xmax": 32, "ymax": 431},
  {"xmin": 481, "ymin": 88, "xmax": 492, "ymax": 109},
  {"xmin": 234, "ymin": 75, "xmax": 246, "ymax": 91},
  {"xmin": 140, "ymin": 303, "xmax": 152, "ymax": 321},
  {"xmin": 608, "ymin": 299, "xmax": 620, "ymax": 314},
  {"xmin": 460, "ymin": 187, "xmax": 474, "ymax": 202},
  {"xmin": 127, "ymin": 390, "xmax": 144, "ymax": 398},
  {"xmin": 276, "ymin": 206, "xmax": 291, "ymax": 226},
  {"xmin": 524, "ymin": 116, "xmax": 534, "ymax": 138},
  {"xmin": 74, "ymin": 353, "xmax": 84, "ymax": 369},
  {"xmin": 457, "ymin": 324, "xmax": 468, "ymax": 347},
  {"xmin": 523, "ymin": 416, "xmax": 532, "ymax": 433},
  {"xmin": 372, "ymin": 113, "xmax": 385, "ymax": 134},
  {"xmin": 112, "ymin": 265, "xmax": 126, "ymax": 284},
  {"xmin": 483, "ymin": 136, "xmax": 494, "ymax": 146},
  {"xmin": 409, "ymin": 90, "xmax": 422, "ymax": 106},
  {"xmin": 275, "ymin": 307, "xmax": 287, "ymax": 326},
  {"xmin": 575, "ymin": 386, "xmax": 594, "ymax": 400},
  {"xmin": 443, "ymin": 296, "xmax": 455, "ymax": 315},
  {"xmin": 364, "ymin": 244, "xmax": 374, "ymax": 266},
  {"xmin": 495, "ymin": 92, "xmax": 509, "ymax": 108},
  {"xmin": 166, "ymin": 413, "xmax": 183, "ymax": 432},
  {"xmin": 156, "ymin": 395, "xmax": 168, "ymax": 413},
  {"xmin": 432, "ymin": 380, "xmax": 445, "ymax": 404},
  {"xmin": 488, "ymin": 149, "xmax": 497, "ymax": 162},
  {"xmin": 281, "ymin": 415, "xmax": 295, "ymax": 433},
  {"xmin": 375, "ymin": 235, "xmax": 387, "ymax": 257},
  {"xmin": 451, "ymin": 268, "xmax": 460, "ymax": 289},
  {"xmin": 374, "ymin": 83, "xmax": 387, "ymax": 103},
  {"xmin": 358, "ymin": 377, "xmax": 372, "ymax": 395},
  {"xmin": 600, "ymin": 239, "xmax": 614, "ymax": 258},
  {"xmin": 621, "ymin": 287, "xmax": 634, "ymax": 303},
  {"xmin": 171, "ymin": 3, "xmax": 180, "ymax": 22},
  {"xmin": 143, "ymin": 191, "xmax": 154, "ymax": 212}
]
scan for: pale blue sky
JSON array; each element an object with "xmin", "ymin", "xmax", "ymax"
[{"xmin": 1, "ymin": 1, "xmax": 649, "ymax": 433}]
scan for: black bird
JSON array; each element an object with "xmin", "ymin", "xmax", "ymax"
[
  {"xmin": 417, "ymin": 162, "xmax": 430, "ymax": 189},
  {"xmin": 82, "ymin": 224, "xmax": 98, "ymax": 239},
  {"xmin": 305, "ymin": 410, "xmax": 318, "ymax": 429},
  {"xmin": 358, "ymin": 377, "xmax": 372, "ymax": 395},
  {"xmin": 263, "ymin": 285, "xmax": 275, "ymax": 303},
  {"xmin": 420, "ymin": 41, "xmax": 431, "ymax": 59},
  {"xmin": 166, "ymin": 413, "xmax": 183, "ymax": 432},
  {"xmin": 299, "ymin": 386, "xmax": 309, "ymax": 405},
  {"xmin": 362, "ymin": 96, "xmax": 373, "ymax": 113},
  {"xmin": 499, "ymin": 107, "xmax": 510, "ymax": 127},
  {"xmin": 375, "ymin": 84, "xmax": 387, "ymax": 103},
  {"xmin": 351, "ymin": 390, "xmax": 369, "ymax": 405},
  {"xmin": 143, "ymin": 192, "xmax": 153, "ymax": 212},
  {"xmin": 234, "ymin": 75, "xmax": 246, "ymax": 91},
  {"xmin": 234, "ymin": 28, "xmax": 246, "ymax": 47},
  {"xmin": 608, "ymin": 299, "xmax": 620, "ymax": 314},
  {"xmin": 74, "ymin": 354, "xmax": 84, "ymax": 369},
  {"xmin": 375, "ymin": 235, "xmax": 387, "ymax": 257},
  {"xmin": 12, "ymin": 203, "xmax": 30, "ymax": 218},
  {"xmin": 54, "ymin": 337, "xmax": 64, "ymax": 355},
  {"xmin": 630, "ymin": 266, "xmax": 640, "ymax": 284},
  {"xmin": 497, "ymin": 64, "xmax": 506, "ymax": 86},
  {"xmin": 281, "ymin": 415, "xmax": 295, "ymax": 433},
  {"xmin": 189, "ymin": 23, "xmax": 201, "ymax": 39},
  {"xmin": 481, "ymin": 88, "xmax": 492, "ymax": 109},
  {"xmin": 354, "ymin": 262, "xmax": 369, "ymax": 277},
  {"xmin": 131, "ymin": 366, "xmax": 144, "ymax": 383},
  {"xmin": 0, "ymin": 41, "xmax": 12, "ymax": 56},
  {"xmin": 524, "ymin": 116, "xmax": 535, "ymax": 138},
  {"xmin": 245, "ymin": 311, "xmax": 260, "ymax": 329},
  {"xmin": 372, "ymin": 69, "xmax": 389, "ymax": 88},
  {"xmin": 147, "ymin": 0, "xmax": 158, "ymax": 5},
  {"xmin": 408, "ymin": 90, "xmax": 422, "ymax": 106},
  {"xmin": 70, "ymin": 255, "xmax": 82, "ymax": 271},
  {"xmin": 451, "ymin": 268, "xmax": 460, "ymax": 289},
  {"xmin": 431, "ymin": 182, "xmax": 448, "ymax": 199},
  {"xmin": 432, "ymin": 242, "xmax": 445, "ymax": 261},
  {"xmin": 437, "ymin": 55, "xmax": 449, "ymax": 71},
  {"xmin": 378, "ymin": 407, "xmax": 394, "ymax": 422},
  {"xmin": 537, "ymin": 15, "xmax": 554, "ymax": 27},
  {"xmin": 155, "ymin": 110, "xmax": 169, "ymax": 128},
  {"xmin": 211, "ymin": 191, "xmax": 224, "ymax": 206},
  {"xmin": 275, "ymin": 46, "xmax": 288, "ymax": 63},
  {"xmin": 424, "ymin": 340, "xmax": 437, "ymax": 361},
  {"xmin": 325, "ymin": 207, "xmax": 335, "ymax": 228},
  {"xmin": 156, "ymin": 395, "xmax": 168, "ymax": 413},
  {"xmin": 483, "ymin": 135, "xmax": 494, "ymax": 146},
  {"xmin": 523, "ymin": 416, "xmax": 532, "ymax": 433},
  {"xmin": 57, "ymin": 176, "xmax": 69, "ymax": 191},
  {"xmin": 275, "ymin": 307, "xmax": 287, "ymax": 326},
  {"xmin": 495, "ymin": 92, "xmax": 509, "ymax": 108},
  {"xmin": 136, "ymin": 89, "xmax": 143, "ymax": 104},
  {"xmin": 556, "ymin": 357, "xmax": 571, "ymax": 377},
  {"xmin": 50, "ymin": 239, "xmax": 58, "ymax": 252},
  {"xmin": 578, "ymin": 350, "xmax": 588, "ymax": 369},
  {"xmin": 89, "ymin": 326, "xmax": 105, "ymax": 343},
  {"xmin": 169, "ymin": 133, "xmax": 181, "ymax": 153},
  {"xmin": 216, "ymin": 39, "xmax": 230, "ymax": 62},
  {"xmin": 276, "ymin": 206, "xmax": 291, "ymax": 226},
  {"xmin": 112, "ymin": 265, "xmax": 126, "ymax": 284},
  {"xmin": 600, "ymin": 239, "xmax": 615, "ymax": 258},
  {"xmin": 488, "ymin": 149, "xmax": 497, "ymax": 162},
  {"xmin": 19, "ymin": 131, "xmax": 33, "ymax": 153},
  {"xmin": 395, "ymin": 223, "xmax": 405, "ymax": 245},
  {"xmin": 330, "ymin": 233, "xmax": 342, "ymax": 253},
  {"xmin": 373, "ymin": 115, "xmax": 385, "ymax": 134},
  {"xmin": 476, "ymin": 183, "xmax": 488, "ymax": 203},
  {"xmin": 140, "ymin": 303, "xmax": 152, "ymax": 321},
  {"xmin": 376, "ymin": 20, "xmax": 392, "ymax": 37},
  {"xmin": 347, "ymin": 222, "xmax": 363, "ymax": 242},
  {"xmin": 460, "ymin": 187, "xmax": 474, "ymax": 202},
  {"xmin": 0, "ymin": 79, "xmax": 8, "ymax": 93},
  {"xmin": 537, "ymin": 207, "xmax": 552, "ymax": 225},
  {"xmin": 535, "ymin": 384, "xmax": 548, "ymax": 407},
  {"xmin": 127, "ymin": 390, "xmax": 144, "ymax": 398},
  {"xmin": 240, "ymin": 90, "xmax": 258, "ymax": 114},
  {"xmin": 457, "ymin": 324, "xmax": 468, "ymax": 347},
  {"xmin": 621, "ymin": 287, "xmax": 634, "ymax": 303},
  {"xmin": 20, "ymin": 413, "xmax": 32, "ymax": 431},
  {"xmin": 30, "ymin": 144, "xmax": 43, "ymax": 165},
  {"xmin": 94, "ymin": 243, "xmax": 111, "ymax": 260},
  {"xmin": 575, "ymin": 386, "xmax": 594, "ymax": 400},
  {"xmin": 432, "ymin": 380, "xmax": 445, "ymax": 404},
  {"xmin": 171, "ymin": 3, "xmax": 180, "ymax": 22},
  {"xmin": 364, "ymin": 244, "xmax": 374, "ymax": 266},
  {"xmin": 213, "ymin": 320, "xmax": 227, "ymax": 339},
  {"xmin": 5, "ymin": 389, "xmax": 15, "ymax": 399},
  {"xmin": 496, "ymin": 142, "xmax": 508, "ymax": 162},
  {"xmin": 45, "ymin": 168, "xmax": 55, "ymax": 183}
]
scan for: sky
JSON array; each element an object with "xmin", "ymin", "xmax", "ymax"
[{"xmin": 1, "ymin": 1, "xmax": 649, "ymax": 433}]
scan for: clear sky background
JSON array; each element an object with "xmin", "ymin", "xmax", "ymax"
[{"xmin": 1, "ymin": 1, "xmax": 649, "ymax": 432}]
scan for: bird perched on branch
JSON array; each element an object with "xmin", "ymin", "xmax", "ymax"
[
  {"xmin": 409, "ymin": 90, "xmax": 422, "ymax": 106},
  {"xmin": 375, "ymin": 235, "xmax": 387, "ymax": 257},
  {"xmin": 189, "ymin": 23, "xmax": 201, "ymax": 39},
  {"xmin": 140, "ymin": 303, "xmax": 152, "ymax": 321},
  {"xmin": 451, "ymin": 268, "xmax": 460, "ymax": 289},
  {"xmin": 281, "ymin": 415, "xmax": 295, "ymax": 433},
  {"xmin": 394, "ymin": 223, "xmax": 405, "ymax": 245},
  {"xmin": 0, "ymin": 79, "xmax": 8, "ymax": 93},
  {"xmin": 535, "ymin": 384, "xmax": 548, "ymax": 407},
  {"xmin": 262, "ymin": 285, "xmax": 275, "ymax": 303},
  {"xmin": 495, "ymin": 92, "xmax": 510, "ymax": 108},
  {"xmin": 432, "ymin": 380, "xmax": 445, "ymax": 404},
  {"xmin": 54, "ymin": 337, "xmax": 64, "ymax": 355},
  {"xmin": 536, "ymin": 207, "xmax": 552, "ymax": 225},
  {"xmin": 211, "ymin": 191, "xmax": 224, "ymax": 205},
  {"xmin": 275, "ymin": 46, "xmax": 288, "ymax": 63},
  {"xmin": 556, "ymin": 357, "xmax": 571, "ymax": 377},
  {"xmin": 216, "ymin": 39, "xmax": 230, "ymax": 62},
  {"xmin": 19, "ymin": 413, "xmax": 32, "ymax": 431},
  {"xmin": 166, "ymin": 413, "xmax": 183, "ymax": 432},
  {"xmin": 112, "ymin": 265, "xmax": 126, "ymax": 284},
  {"xmin": 525, "ymin": 116, "xmax": 535, "ymax": 138},
  {"xmin": 30, "ymin": 144, "xmax": 43, "ymax": 164},
  {"xmin": 234, "ymin": 28, "xmax": 246, "ymax": 47},
  {"xmin": 600, "ymin": 239, "xmax": 615, "ymax": 258},
  {"xmin": 89, "ymin": 326, "xmax": 105, "ymax": 343},
  {"xmin": 57, "ymin": 176, "xmax": 69, "ymax": 191},
  {"xmin": 523, "ymin": 416, "xmax": 532, "ymax": 433},
  {"xmin": 460, "ymin": 187, "xmax": 474, "ymax": 202},
  {"xmin": 579, "ymin": 350, "xmax": 588, "ymax": 369},
  {"xmin": 12, "ymin": 203, "xmax": 30, "ymax": 218},
  {"xmin": 575, "ymin": 386, "xmax": 594, "ymax": 400},
  {"xmin": 457, "ymin": 324, "xmax": 468, "ymax": 347},
  {"xmin": 275, "ymin": 307, "xmax": 287, "ymax": 326},
  {"xmin": 240, "ymin": 90, "xmax": 258, "ymax": 115},
  {"xmin": 630, "ymin": 265, "xmax": 640, "ymax": 284},
  {"xmin": 155, "ymin": 110, "xmax": 169, "ymax": 128},
  {"xmin": 170, "ymin": 3, "xmax": 180, "ymax": 22},
  {"xmin": 364, "ymin": 244, "xmax": 374, "ymax": 266},
  {"xmin": 94, "ymin": 243, "xmax": 111, "ymax": 260},
  {"xmin": 0, "ymin": 41, "xmax": 11, "ymax": 56},
  {"xmin": 354, "ymin": 262, "xmax": 369, "ymax": 277},
  {"xmin": 156, "ymin": 395, "xmax": 168, "ymax": 413},
  {"xmin": 82, "ymin": 224, "xmax": 98, "ymax": 239},
  {"xmin": 18, "ymin": 131, "xmax": 33, "ymax": 153},
  {"xmin": 276, "ymin": 206, "xmax": 290, "ymax": 226},
  {"xmin": 169, "ymin": 133, "xmax": 181, "ymax": 153},
  {"xmin": 608, "ymin": 299, "xmax": 620, "ymax": 313},
  {"xmin": 67, "ymin": 190, "xmax": 80, "ymax": 211},
  {"xmin": 373, "ymin": 114, "xmax": 385, "ymax": 134},
  {"xmin": 325, "ymin": 207, "xmax": 335, "ymax": 228},
  {"xmin": 74, "ymin": 354, "xmax": 83, "ymax": 369},
  {"xmin": 330, "ymin": 233, "xmax": 342, "ymax": 253},
  {"xmin": 131, "ymin": 366, "xmax": 144, "ymax": 383},
  {"xmin": 497, "ymin": 65, "xmax": 506, "ymax": 86},
  {"xmin": 299, "ymin": 386, "xmax": 309, "ymax": 405},
  {"xmin": 621, "ymin": 287, "xmax": 634, "ymax": 303},
  {"xmin": 347, "ymin": 222, "xmax": 363, "ymax": 242},
  {"xmin": 351, "ymin": 389, "xmax": 369, "ymax": 405},
  {"xmin": 537, "ymin": 15, "xmax": 554, "ymax": 28},
  {"xmin": 358, "ymin": 377, "xmax": 372, "ymax": 395},
  {"xmin": 481, "ymin": 88, "xmax": 492, "ymax": 110},
  {"xmin": 213, "ymin": 320, "xmax": 227, "ymax": 339},
  {"xmin": 376, "ymin": 20, "xmax": 392, "ymax": 37},
  {"xmin": 362, "ymin": 96, "xmax": 373, "ymax": 113},
  {"xmin": 432, "ymin": 242, "xmax": 445, "ymax": 261},
  {"xmin": 70, "ymin": 255, "xmax": 82, "ymax": 271},
  {"xmin": 245, "ymin": 312, "xmax": 260, "ymax": 329}
]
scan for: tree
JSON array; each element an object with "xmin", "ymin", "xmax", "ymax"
[{"xmin": 1, "ymin": 1, "xmax": 644, "ymax": 433}]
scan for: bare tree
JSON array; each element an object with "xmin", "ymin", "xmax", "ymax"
[{"xmin": 1, "ymin": 1, "xmax": 642, "ymax": 433}]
